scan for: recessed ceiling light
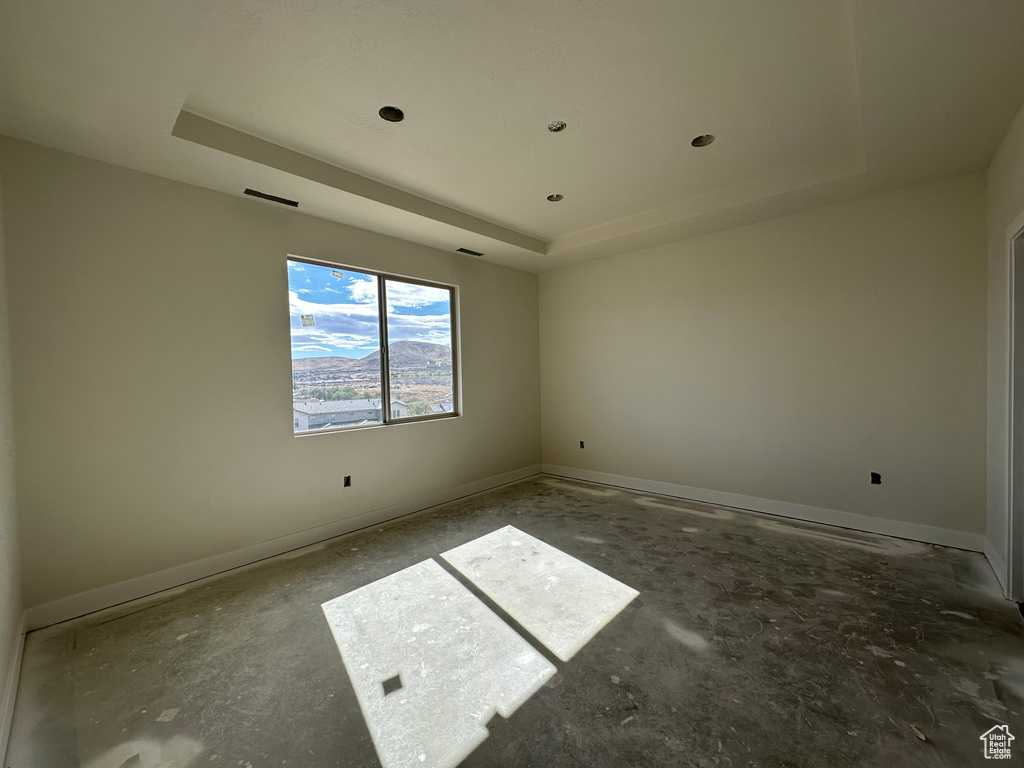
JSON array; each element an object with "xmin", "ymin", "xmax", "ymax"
[
  {"xmin": 548, "ymin": 120, "xmax": 567, "ymax": 133},
  {"xmin": 691, "ymin": 134, "xmax": 715, "ymax": 147},
  {"xmin": 379, "ymin": 106, "xmax": 405, "ymax": 123},
  {"xmin": 547, "ymin": 194, "xmax": 564, "ymax": 202}
]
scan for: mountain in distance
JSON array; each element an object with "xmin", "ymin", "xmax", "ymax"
[
  {"xmin": 363, "ymin": 339, "xmax": 452, "ymax": 370},
  {"xmin": 292, "ymin": 340, "xmax": 451, "ymax": 374}
]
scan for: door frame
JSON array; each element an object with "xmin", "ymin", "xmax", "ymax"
[{"xmin": 1005, "ymin": 211, "xmax": 1024, "ymax": 601}]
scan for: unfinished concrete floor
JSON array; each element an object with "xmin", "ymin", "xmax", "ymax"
[{"xmin": 7, "ymin": 476, "xmax": 1024, "ymax": 767}]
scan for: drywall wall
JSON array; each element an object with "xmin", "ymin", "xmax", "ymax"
[
  {"xmin": 540, "ymin": 173, "xmax": 987, "ymax": 538},
  {"xmin": 0, "ymin": 136, "xmax": 540, "ymax": 611},
  {"xmin": 0, "ymin": 163, "xmax": 24, "ymax": 757},
  {"xmin": 986, "ymin": 98, "xmax": 1024, "ymax": 594}
]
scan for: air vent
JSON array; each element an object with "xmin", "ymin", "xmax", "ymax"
[
  {"xmin": 243, "ymin": 188, "xmax": 299, "ymax": 207},
  {"xmin": 456, "ymin": 247, "xmax": 484, "ymax": 256}
]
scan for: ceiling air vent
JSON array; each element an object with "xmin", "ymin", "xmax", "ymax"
[
  {"xmin": 243, "ymin": 188, "xmax": 299, "ymax": 207},
  {"xmin": 456, "ymin": 247, "xmax": 484, "ymax": 256}
]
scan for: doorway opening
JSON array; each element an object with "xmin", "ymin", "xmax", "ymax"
[{"xmin": 1009, "ymin": 225, "xmax": 1024, "ymax": 601}]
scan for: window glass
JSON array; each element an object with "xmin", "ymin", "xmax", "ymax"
[
  {"xmin": 384, "ymin": 279, "xmax": 455, "ymax": 419},
  {"xmin": 288, "ymin": 262, "xmax": 384, "ymax": 432},
  {"xmin": 288, "ymin": 259, "xmax": 457, "ymax": 433}
]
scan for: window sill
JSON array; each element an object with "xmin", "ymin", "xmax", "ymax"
[{"xmin": 293, "ymin": 412, "xmax": 461, "ymax": 437}]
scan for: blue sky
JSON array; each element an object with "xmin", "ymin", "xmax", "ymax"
[{"xmin": 288, "ymin": 260, "xmax": 453, "ymax": 359}]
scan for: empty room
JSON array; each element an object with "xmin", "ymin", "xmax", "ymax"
[{"xmin": 3, "ymin": 1, "xmax": 1024, "ymax": 766}]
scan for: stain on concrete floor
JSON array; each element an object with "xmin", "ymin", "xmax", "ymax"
[{"xmin": 7, "ymin": 476, "xmax": 1024, "ymax": 767}]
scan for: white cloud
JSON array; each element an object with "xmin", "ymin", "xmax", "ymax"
[
  {"xmin": 385, "ymin": 281, "xmax": 449, "ymax": 310},
  {"xmin": 289, "ymin": 291, "xmax": 382, "ymax": 349},
  {"xmin": 347, "ymin": 275, "xmax": 378, "ymax": 304},
  {"xmin": 289, "ymin": 291, "xmax": 380, "ymax": 319},
  {"xmin": 290, "ymin": 327, "xmax": 380, "ymax": 351},
  {"xmin": 288, "ymin": 262, "xmax": 306, "ymax": 271},
  {"xmin": 288, "ymin": 291, "xmax": 451, "ymax": 351},
  {"xmin": 386, "ymin": 312, "xmax": 452, "ymax": 345},
  {"xmin": 292, "ymin": 344, "xmax": 333, "ymax": 352}
]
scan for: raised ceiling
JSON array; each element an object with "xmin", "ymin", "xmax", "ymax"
[{"xmin": 1, "ymin": 0, "xmax": 1023, "ymax": 273}]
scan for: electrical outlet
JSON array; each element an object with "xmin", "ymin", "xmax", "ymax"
[
  {"xmin": 579, "ymin": 440, "xmax": 585, "ymax": 449},
  {"xmin": 870, "ymin": 472, "xmax": 881, "ymax": 485},
  {"xmin": 344, "ymin": 475, "xmax": 352, "ymax": 487}
]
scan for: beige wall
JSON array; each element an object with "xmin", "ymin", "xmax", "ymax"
[
  {"xmin": 986, "ymin": 99, "xmax": 1024, "ymax": 588},
  {"xmin": 0, "ymin": 131, "xmax": 999, "ymax": 610},
  {"xmin": 540, "ymin": 174, "xmax": 987, "ymax": 535},
  {"xmin": 0, "ymin": 137, "xmax": 540, "ymax": 609},
  {"xmin": 0, "ymin": 162, "xmax": 23, "ymax": 747}
]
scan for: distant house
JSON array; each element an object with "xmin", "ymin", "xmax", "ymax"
[
  {"xmin": 428, "ymin": 393, "xmax": 455, "ymax": 415},
  {"xmin": 293, "ymin": 398, "xmax": 408, "ymax": 431}
]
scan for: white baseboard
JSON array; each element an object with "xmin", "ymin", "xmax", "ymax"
[
  {"xmin": 0, "ymin": 611, "xmax": 26, "ymax": 767},
  {"xmin": 541, "ymin": 464, "xmax": 985, "ymax": 552},
  {"xmin": 25, "ymin": 462, "xmax": 988, "ymax": 631},
  {"xmin": 24, "ymin": 465, "xmax": 542, "ymax": 631},
  {"xmin": 985, "ymin": 537, "xmax": 1010, "ymax": 597}
]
